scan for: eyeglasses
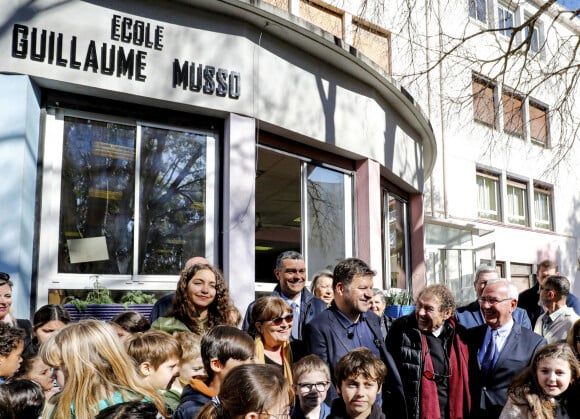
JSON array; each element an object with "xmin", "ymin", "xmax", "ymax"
[
  {"xmin": 296, "ymin": 381, "xmax": 330, "ymax": 393},
  {"xmin": 0, "ymin": 272, "xmax": 9, "ymax": 281},
  {"xmin": 423, "ymin": 368, "xmax": 452, "ymax": 383},
  {"xmin": 265, "ymin": 314, "xmax": 294, "ymax": 326},
  {"xmin": 477, "ymin": 297, "xmax": 512, "ymax": 306}
]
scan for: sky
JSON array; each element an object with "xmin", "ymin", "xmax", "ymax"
[{"xmin": 558, "ymin": 0, "xmax": 580, "ymax": 10}]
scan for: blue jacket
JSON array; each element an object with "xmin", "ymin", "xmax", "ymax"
[
  {"xmin": 304, "ymin": 304, "xmax": 408, "ymax": 419},
  {"xmin": 173, "ymin": 381, "xmax": 212, "ymax": 419},
  {"xmin": 455, "ymin": 300, "xmax": 532, "ymax": 329},
  {"xmin": 465, "ymin": 323, "xmax": 546, "ymax": 419}
]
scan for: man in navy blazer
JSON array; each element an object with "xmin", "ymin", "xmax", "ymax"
[
  {"xmin": 456, "ymin": 265, "xmax": 531, "ymax": 329},
  {"xmin": 303, "ymin": 258, "xmax": 407, "ymax": 419},
  {"xmin": 466, "ymin": 279, "xmax": 546, "ymax": 419}
]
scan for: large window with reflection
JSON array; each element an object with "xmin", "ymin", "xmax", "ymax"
[
  {"xmin": 254, "ymin": 146, "xmax": 353, "ymax": 293},
  {"xmin": 383, "ymin": 191, "xmax": 409, "ymax": 290},
  {"xmin": 40, "ymin": 109, "xmax": 217, "ymax": 286}
]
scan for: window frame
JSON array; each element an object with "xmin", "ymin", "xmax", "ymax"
[
  {"xmin": 382, "ymin": 189, "xmax": 411, "ymax": 291},
  {"xmin": 533, "ymin": 185, "xmax": 553, "ymax": 231},
  {"xmin": 506, "ymin": 178, "xmax": 529, "ymax": 226},
  {"xmin": 529, "ymin": 100, "xmax": 549, "ymax": 147},
  {"xmin": 472, "ymin": 74, "xmax": 496, "ymax": 127},
  {"xmin": 497, "ymin": 4, "xmax": 515, "ymax": 37},
  {"xmin": 254, "ymin": 143, "xmax": 355, "ymax": 295},
  {"xmin": 38, "ymin": 107, "xmax": 220, "ymax": 293},
  {"xmin": 502, "ymin": 90, "xmax": 524, "ymax": 137},
  {"xmin": 476, "ymin": 171, "xmax": 501, "ymax": 221},
  {"xmin": 469, "ymin": 0, "xmax": 488, "ymax": 24}
]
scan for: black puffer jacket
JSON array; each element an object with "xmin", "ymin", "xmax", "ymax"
[{"xmin": 386, "ymin": 314, "xmax": 456, "ymax": 419}]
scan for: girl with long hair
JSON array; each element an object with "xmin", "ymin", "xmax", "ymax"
[
  {"xmin": 499, "ymin": 343, "xmax": 579, "ymax": 419},
  {"xmin": 40, "ymin": 319, "xmax": 166, "ymax": 418},
  {"xmin": 151, "ymin": 263, "xmax": 238, "ymax": 335}
]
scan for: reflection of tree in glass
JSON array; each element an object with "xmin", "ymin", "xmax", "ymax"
[
  {"xmin": 307, "ymin": 168, "xmax": 343, "ymax": 254},
  {"xmin": 58, "ymin": 118, "xmax": 136, "ymax": 274},
  {"xmin": 139, "ymin": 127, "xmax": 207, "ymax": 274}
]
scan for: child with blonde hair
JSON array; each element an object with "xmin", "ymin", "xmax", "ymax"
[
  {"xmin": 291, "ymin": 355, "xmax": 331, "ymax": 419},
  {"xmin": 125, "ymin": 330, "xmax": 181, "ymax": 391},
  {"xmin": 40, "ymin": 319, "xmax": 166, "ymax": 418},
  {"xmin": 166, "ymin": 332, "xmax": 205, "ymax": 411}
]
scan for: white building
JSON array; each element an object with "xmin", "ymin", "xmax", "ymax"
[
  {"xmin": 259, "ymin": 0, "xmax": 580, "ymax": 302},
  {"xmin": 0, "ymin": 0, "xmax": 435, "ymax": 318}
]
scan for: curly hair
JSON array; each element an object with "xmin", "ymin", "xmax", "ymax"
[
  {"xmin": 0, "ymin": 322, "xmax": 25, "ymax": 357},
  {"xmin": 417, "ymin": 284, "xmax": 456, "ymax": 315},
  {"xmin": 167, "ymin": 263, "xmax": 237, "ymax": 334}
]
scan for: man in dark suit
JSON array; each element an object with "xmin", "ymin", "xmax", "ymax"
[
  {"xmin": 518, "ymin": 259, "xmax": 580, "ymax": 327},
  {"xmin": 467, "ymin": 279, "xmax": 546, "ymax": 419},
  {"xmin": 456, "ymin": 264, "xmax": 531, "ymax": 329},
  {"xmin": 303, "ymin": 258, "xmax": 407, "ymax": 419}
]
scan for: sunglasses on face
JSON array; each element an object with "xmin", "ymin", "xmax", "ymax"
[{"xmin": 266, "ymin": 314, "xmax": 294, "ymax": 326}]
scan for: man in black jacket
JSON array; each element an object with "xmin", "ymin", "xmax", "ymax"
[{"xmin": 386, "ymin": 284, "xmax": 470, "ymax": 419}]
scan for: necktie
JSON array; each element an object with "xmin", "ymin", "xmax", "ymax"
[
  {"xmin": 291, "ymin": 302, "xmax": 300, "ymax": 339},
  {"xmin": 541, "ymin": 315, "xmax": 553, "ymax": 337},
  {"xmin": 480, "ymin": 330, "xmax": 497, "ymax": 374}
]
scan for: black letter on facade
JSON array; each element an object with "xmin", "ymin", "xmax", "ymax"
[
  {"xmin": 229, "ymin": 72, "xmax": 241, "ymax": 99},
  {"xmin": 101, "ymin": 43, "xmax": 115, "ymax": 75},
  {"xmin": 135, "ymin": 50, "xmax": 147, "ymax": 82},
  {"xmin": 216, "ymin": 68, "xmax": 228, "ymax": 96},
  {"xmin": 70, "ymin": 36, "xmax": 81, "ymax": 69},
  {"xmin": 30, "ymin": 28, "xmax": 47, "ymax": 62},
  {"xmin": 189, "ymin": 63, "xmax": 202, "ymax": 92},
  {"xmin": 172, "ymin": 59, "xmax": 188, "ymax": 89},
  {"xmin": 84, "ymin": 40, "xmax": 99, "ymax": 72},
  {"xmin": 12, "ymin": 24, "xmax": 28, "ymax": 59},
  {"xmin": 116, "ymin": 47, "xmax": 134, "ymax": 79},
  {"xmin": 203, "ymin": 66, "xmax": 215, "ymax": 94}
]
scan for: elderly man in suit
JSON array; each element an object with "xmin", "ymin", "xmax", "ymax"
[
  {"xmin": 455, "ymin": 264, "xmax": 531, "ymax": 329},
  {"xmin": 467, "ymin": 278, "xmax": 546, "ymax": 419},
  {"xmin": 303, "ymin": 258, "xmax": 407, "ymax": 419}
]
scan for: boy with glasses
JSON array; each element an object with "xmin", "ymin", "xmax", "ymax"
[{"xmin": 291, "ymin": 355, "xmax": 331, "ymax": 419}]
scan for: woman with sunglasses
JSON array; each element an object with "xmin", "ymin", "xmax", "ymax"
[
  {"xmin": 249, "ymin": 296, "xmax": 294, "ymax": 383},
  {"xmin": 0, "ymin": 273, "xmax": 32, "ymax": 351}
]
